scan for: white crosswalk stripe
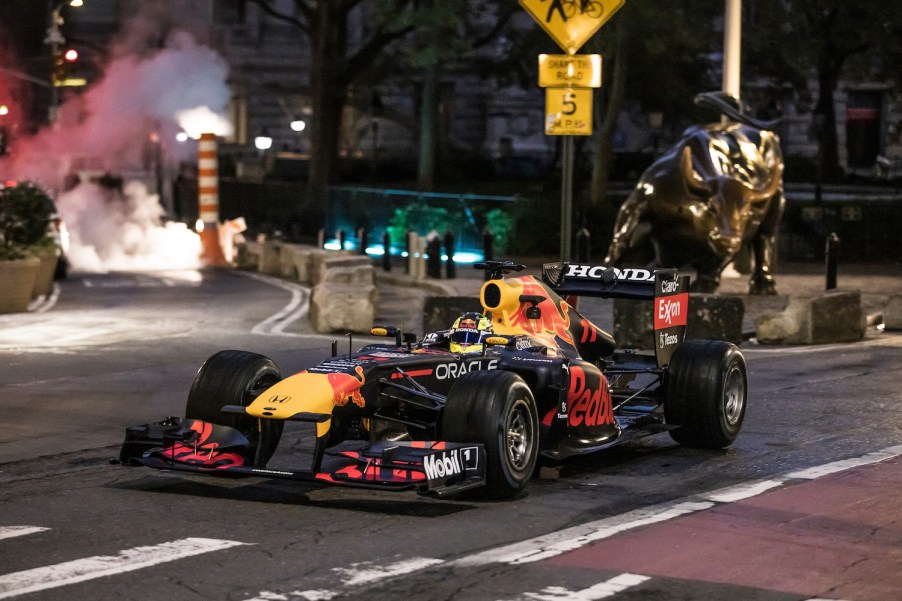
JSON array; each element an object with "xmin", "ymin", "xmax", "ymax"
[
  {"xmin": 0, "ymin": 537, "xmax": 249, "ymax": 600},
  {"xmin": 0, "ymin": 527, "xmax": 49, "ymax": 541}
]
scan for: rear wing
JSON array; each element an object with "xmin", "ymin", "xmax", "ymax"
[{"xmin": 542, "ymin": 262, "xmax": 690, "ymax": 366}]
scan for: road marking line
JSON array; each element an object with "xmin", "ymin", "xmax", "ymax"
[
  {"xmin": 499, "ymin": 573, "xmax": 650, "ymax": 601},
  {"xmin": 786, "ymin": 444, "xmax": 902, "ymax": 479},
  {"xmin": 0, "ymin": 537, "xmax": 249, "ymax": 600},
  {"xmin": 454, "ymin": 501, "xmax": 713, "ymax": 567},
  {"xmin": 701, "ymin": 479, "xmax": 785, "ymax": 503},
  {"xmin": 0, "ymin": 527, "xmax": 49, "ymax": 541},
  {"xmin": 333, "ymin": 557, "xmax": 445, "ymax": 587},
  {"xmin": 237, "ymin": 272, "xmax": 311, "ymax": 336}
]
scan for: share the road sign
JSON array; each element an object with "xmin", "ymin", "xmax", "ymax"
[
  {"xmin": 538, "ymin": 54, "xmax": 602, "ymax": 88},
  {"xmin": 519, "ymin": 0, "xmax": 624, "ymax": 54}
]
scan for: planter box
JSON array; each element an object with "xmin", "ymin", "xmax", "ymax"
[{"xmin": 0, "ymin": 257, "xmax": 40, "ymax": 313}]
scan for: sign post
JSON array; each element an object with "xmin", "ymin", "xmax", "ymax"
[{"xmin": 519, "ymin": 0, "xmax": 623, "ymax": 262}]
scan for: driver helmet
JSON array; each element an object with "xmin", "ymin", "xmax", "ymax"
[{"xmin": 450, "ymin": 312, "xmax": 493, "ymax": 354}]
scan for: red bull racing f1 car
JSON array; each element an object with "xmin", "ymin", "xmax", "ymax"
[{"xmin": 118, "ymin": 261, "xmax": 748, "ymax": 499}]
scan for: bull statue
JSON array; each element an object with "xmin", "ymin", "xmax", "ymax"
[{"xmin": 605, "ymin": 92, "xmax": 785, "ymax": 294}]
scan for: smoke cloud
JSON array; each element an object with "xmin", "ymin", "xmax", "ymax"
[{"xmin": 1, "ymin": 4, "xmax": 233, "ymax": 272}]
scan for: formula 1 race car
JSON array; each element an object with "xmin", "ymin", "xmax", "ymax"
[{"xmin": 118, "ymin": 260, "xmax": 747, "ymax": 500}]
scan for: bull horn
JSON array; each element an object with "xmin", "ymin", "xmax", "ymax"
[{"xmin": 681, "ymin": 146, "xmax": 712, "ymax": 196}]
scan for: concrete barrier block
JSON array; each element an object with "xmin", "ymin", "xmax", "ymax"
[
  {"xmin": 235, "ymin": 241, "xmax": 262, "ymax": 270},
  {"xmin": 259, "ymin": 241, "xmax": 282, "ymax": 275},
  {"xmin": 279, "ymin": 244, "xmax": 314, "ymax": 283},
  {"xmin": 316, "ymin": 256, "xmax": 374, "ymax": 287},
  {"xmin": 613, "ymin": 294, "xmax": 745, "ymax": 349},
  {"xmin": 309, "ymin": 282, "xmax": 377, "ymax": 333},
  {"xmin": 884, "ymin": 294, "xmax": 902, "ymax": 331},
  {"xmin": 756, "ymin": 289, "xmax": 864, "ymax": 344},
  {"xmin": 309, "ymin": 250, "xmax": 363, "ymax": 284}
]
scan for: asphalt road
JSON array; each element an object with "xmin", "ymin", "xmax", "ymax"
[{"xmin": 1, "ymin": 267, "xmax": 901, "ymax": 601}]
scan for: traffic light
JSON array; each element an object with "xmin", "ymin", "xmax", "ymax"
[
  {"xmin": 51, "ymin": 47, "xmax": 81, "ymax": 87},
  {"xmin": 51, "ymin": 47, "xmax": 67, "ymax": 86}
]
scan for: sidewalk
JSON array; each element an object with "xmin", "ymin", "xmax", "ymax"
[{"xmin": 375, "ymin": 259, "xmax": 902, "ymax": 339}]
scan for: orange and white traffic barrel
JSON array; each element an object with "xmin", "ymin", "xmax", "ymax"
[{"xmin": 198, "ymin": 132, "xmax": 227, "ymax": 265}]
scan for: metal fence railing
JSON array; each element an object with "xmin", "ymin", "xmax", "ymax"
[{"xmin": 324, "ymin": 186, "xmax": 518, "ymax": 258}]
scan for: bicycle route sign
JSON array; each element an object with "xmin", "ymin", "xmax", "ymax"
[{"xmin": 519, "ymin": 0, "xmax": 625, "ymax": 54}]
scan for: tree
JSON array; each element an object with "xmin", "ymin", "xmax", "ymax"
[
  {"xmin": 248, "ymin": 0, "xmax": 415, "ymax": 220},
  {"xmin": 584, "ymin": 0, "xmax": 721, "ymax": 206},
  {"xmin": 389, "ymin": 0, "xmax": 515, "ymax": 189},
  {"xmin": 745, "ymin": 0, "xmax": 902, "ymax": 182}
]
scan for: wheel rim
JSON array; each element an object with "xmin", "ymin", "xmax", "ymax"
[
  {"xmin": 723, "ymin": 365, "xmax": 745, "ymax": 426},
  {"xmin": 505, "ymin": 398, "xmax": 534, "ymax": 471}
]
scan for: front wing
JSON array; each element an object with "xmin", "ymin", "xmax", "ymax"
[{"xmin": 118, "ymin": 418, "xmax": 486, "ymax": 497}]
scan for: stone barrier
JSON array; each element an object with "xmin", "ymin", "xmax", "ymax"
[
  {"xmin": 884, "ymin": 294, "xmax": 902, "ymax": 331},
  {"xmin": 755, "ymin": 289, "xmax": 864, "ymax": 344},
  {"xmin": 308, "ymin": 254, "xmax": 377, "ymax": 333},
  {"xmin": 259, "ymin": 240, "xmax": 282, "ymax": 276},
  {"xmin": 235, "ymin": 241, "xmax": 262, "ymax": 270},
  {"xmin": 613, "ymin": 294, "xmax": 745, "ymax": 349}
]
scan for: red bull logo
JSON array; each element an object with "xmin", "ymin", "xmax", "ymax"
[
  {"xmin": 327, "ymin": 365, "xmax": 366, "ymax": 408},
  {"xmin": 567, "ymin": 365, "xmax": 614, "ymax": 428},
  {"xmin": 508, "ymin": 277, "xmax": 574, "ymax": 346}
]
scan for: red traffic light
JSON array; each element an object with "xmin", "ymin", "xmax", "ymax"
[{"xmin": 64, "ymin": 49, "xmax": 78, "ymax": 62}]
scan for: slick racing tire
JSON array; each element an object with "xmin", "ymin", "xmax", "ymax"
[
  {"xmin": 442, "ymin": 370, "xmax": 539, "ymax": 500},
  {"xmin": 664, "ymin": 339, "xmax": 747, "ymax": 448},
  {"xmin": 185, "ymin": 350, "xmax": 284, "ymax": 467}
]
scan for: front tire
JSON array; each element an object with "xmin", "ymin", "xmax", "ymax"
[
  {"xmin": 664, "ymin": 340, "xmax": 747, "ymax": 448},
  {"xmin": 442, "ymin": 371, "xmax": 539, "ymax": 500},
  {"xmin": 185, "ymin": 350, "xmax": 284, "ymax": 466}
]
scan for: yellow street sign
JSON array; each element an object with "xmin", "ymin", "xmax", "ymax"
[
  {"xmin": 538, "ymin": 54, "xmax": 602, "ymax": 88},
  {"xmin": 520, "ymin": 0, "xmax": 625, "ymax": 54},
  {"xmin": 545, "ymin": 88, "xmax": 592, "ymax": 136}
]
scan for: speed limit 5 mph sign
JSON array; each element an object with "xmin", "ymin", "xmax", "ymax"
[{"xmin": 545, "ymin": 88, "xmax": 592, "ymax": 135}]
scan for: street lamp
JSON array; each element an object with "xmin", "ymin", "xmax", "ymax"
[{"xmin": 254, "ymin": 132, "xmax": 273, "ymax": 151}]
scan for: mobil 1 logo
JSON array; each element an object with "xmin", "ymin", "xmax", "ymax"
[{"xmin": 423, "ymin": 445, "xmax": 483, "ymax": 490}]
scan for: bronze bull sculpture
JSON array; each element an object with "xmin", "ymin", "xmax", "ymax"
[{"xmin": 605, "ymin": 92, "xmax": 785, "ymax": 294}]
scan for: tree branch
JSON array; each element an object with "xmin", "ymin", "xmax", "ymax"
[
  {"xmin": 342, "ymin": 24, "xmax": 415, "ymax": 85},
  {"xmin": 246, "ymin": 0, "xmax": 309, "ymax": 35}
]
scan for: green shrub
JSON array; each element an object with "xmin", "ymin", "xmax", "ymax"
[{"xmin": 0, "ymin": 182, "xmax": 56, "ymax": 260}]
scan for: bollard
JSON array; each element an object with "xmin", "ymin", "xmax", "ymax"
[
  {"xmin": 825, "ymin": 232, "xmax": 840, "ymax": 290},
  {"xmin": 576, "ymin": 228, "xmax": 591, "ymax": 262},
  {"xmin": 357, "ymin": 227, "xmax": 368, "ymax": 256},
  {"xmin": 426, "ymin": 236, "xmax": 442, "ymax": 279},
  {"xmin": 405, "ymin": 230, "xmax": 412, "ymax": 273},
  {"xmin": 407, "ymin": 231, "xmax": 417, "ymax": 276},
  {"xmin": 317, "ymin": 228, "xmax": 325, "ymax": 249},
  {"xmin": 444, "ymin": 231, "xmax": 456, "ymax": 279},
  {"xmin": 382, "ymin": 231, "xmax": 391, "ymax": 271},
  {"xmin": 338, "ymin": 229, "xmax": 346, "ymax": 251}
]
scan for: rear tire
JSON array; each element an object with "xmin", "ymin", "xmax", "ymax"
[
  {"xmin": 664, "ymin": 340, "xmax": 747, "ymax": 448},
  {"xmin": 185, "ymin": 350, "xmax": 284, "ymax": 466},
  {"xmin": 442, "ymin": 370, "xmax": 539, "ymax": 499}
]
